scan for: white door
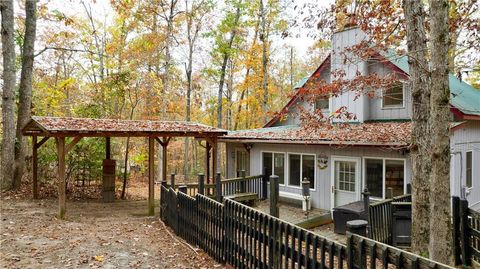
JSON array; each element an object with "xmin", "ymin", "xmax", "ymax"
[{"xmin": 332, "ymin": 158, "xmax": 360, "ymax": 208}]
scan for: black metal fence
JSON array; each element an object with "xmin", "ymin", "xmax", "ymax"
[{"xmin": 161, "ymin": 185, "xmax": 451, "ymax": 269}]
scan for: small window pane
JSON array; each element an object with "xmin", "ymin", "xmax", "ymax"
[
  {"xmin": 302, "ymin": 155, "xmax": 315, "ymax": 189},
  {"xmin": 383, "ymin": 83, "xmax": 404, "ymax": 107},
  {"xmin": 262, "ymin": 152, "xmax": 272, "ymax": 178},
  {"xmin": 289, "ymin": 154, "xmax": 301, "ymax": 186},
  {"xmin": 274, "ymin": 153, "xmax": 285, "ymax": 184},
  {"xmin": 467, "ymin": 152, "xmax": 473, "ymax": 188},
  {"xmin": 315, "ymin": 98, "xmax": 329, "ymax": 111},
  {"xmin": 385, "ymin": 160, "xmax": 404, "ymax": 197},
  {"xmin": 366, "ymin": 159, "xmax": 383, "ymax": 198},
  {"xmin": 336, "ymin": 161, "xmax": 356, "ymax": 192}
]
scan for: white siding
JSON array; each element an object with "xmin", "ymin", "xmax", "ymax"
[
  {"xmin": 331, "ymin": 27, "xmax": 368, "ymax": 123},
  {"xmin": 450, "ymin": 121, "xmax": 480, "ymax": 206},
  {"xmin": 226, "ymin": 142, "xmax": 411, "ymax": 210},
  {"xmin": 366, "ymin": 61, "xmax": 413, "ymax": 120}
]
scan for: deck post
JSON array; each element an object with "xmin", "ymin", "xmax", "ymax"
[
  {"xmin": 56, "ymin": 137, "xmax": 66, "ymax": 219},
  {"xmin": 162, "ymin": 137, "xmax": 169, "ymax": 183},
  {"xmin": 170, "ymin": 173, "xmax": 176, "ymax": 189},
  {"xmin": 269, "ymin": 175, "xmax": 279, "ymax": 218},
  {"xmin": 262, "ymin": 167, "xmax": 268, "ymax": 199},
  {"xmin": 211, "ymin": 138, "xmax": 218, "ymax": 182},
  {"xmin": 240, "ymin": 170, "xmax": 246, "ymax": 193},
  {"xmin": 215, "ymin": 172, "xmax": 222, "ymax": 202},
  {"xmin": 148, "ymin": 137, "xmax": 155, "ymax": 216},
  {"xmin": 32, "ymin": 136, "xmax": 38, "ymax": 199},
  {"xmin": 198, "ymin": 173, "xmax": 205, "ymax": 195},
  {"xmin": 205, "ymin": 141, "xmax": 211, "ymax": 184}
]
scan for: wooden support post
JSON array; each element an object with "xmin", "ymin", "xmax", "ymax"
[
  {"xmin": 215, "ymin": 172, "xmax": 222, "ymax": 202},
  {"xmin": 162, "ymin": 137, "xmax": 169, "ymax": 183},
  {"xmin": 56, "ymin": 137, "xmax": 66, "ymax": 219},
  {"xmin": 452, "ymin": 196, "xmax": 461, "ymax": 265},
  {"xmin": 240, "ymin": 170, "xmax": 246, "ymax": 193},
  {"xmin": 362, "ymin": 188, "xmax": 370, "ymax": 235},
  {"xmin": 148, "ymin": 137, "xmax": 155, "ymax": 216},
  {"xmin": 170, "ymin": 173, "xmax": 176, "ymax": 189},
  {"xmin": 179, "ymin": 185, "xmax": 187, "ymax": 194},
  {"xmin": 262, "ymin": 170, "xmax": 268, "ymax": 200},
  {"xmin": 32, "ymin": 136, "xmax": 38, "ymax": 199},
  {"xmin": 106, "ymin": 137, "xmax": 111, "ymax": 159},
  {"xmin": 270, "ymin": 175, "xmax": 279, "ymax": 218},
  {"xmin": 211, "ymin": 138, "xmax": 218, "ymax": 183},
  {"xmin": 198, "ymin": 173, "xmax": 205, "ymax": 195},
  {"xmin": 205, "ymin": 141, "xmax": 211, "ymax": 184},
  {"xmin": 460, "ymin": 198, "xmax": 472, "ymax": 266}
]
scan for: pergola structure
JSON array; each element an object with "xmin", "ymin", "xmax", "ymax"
[{"xmin": 22, "ymin": 116, "xmax": 227, "ymax": 218}]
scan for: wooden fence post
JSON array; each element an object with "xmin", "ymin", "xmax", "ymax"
[
  {"xmin": 215, "ymin": 172, "xmax": 222, "ymax": 202},
  {"xmin": 270, "ymin": 175, "xmax": 279, "ymax": 218},
  {"xmin": 198, "ymin": 173, "xmax": 205, "ymax": 195},
  {"xmin": 262, "ymin": 171, "xmax": 268, "ymax": 200},
  {"xmin": 240, "ymin": 170, "xmax": 246, "ymax": 193},
  {"xmin": 460, "ymin": 198, "xmax": 472, "ymax": 266},
  {"xmin": 170, "ymin": 173, "xmax": 176, "ymax": 189},
  {"xmin": 179, "ymin": 185, "xmax": 187, "ymax": 194},
  {"xmin": 362, "ymin": 188, "xmax": 370, "ymax": 236},
  {"xmin": 160, "ymin": 181, "xmax": 167, "ymax": 221},
  {"xmin": 347, "ymin": 233, "xmax": 354, "ymax": 269},
  {"xmin": 452, "ymin": 196, "xmax": 461, "ymax": 265}
]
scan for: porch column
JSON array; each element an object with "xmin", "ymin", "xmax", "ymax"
[
  {"xmin": 56, "ymin": 137, "xmax": 66, "ymax": 219},
  {"xmin": 211, "ymin": 138, "xmax": 218, "ymax": 177},
  {"xmin": 105, "ymin": 137, "xmax": 111, "ymax": 159},
  {"xmin": 205, "ymin": 141, "xmax": 211, "ymax": 184},
  {"xmin": 32, "ymin": 136, "xmax": 38, "ymax": 199},
  {"xmin": 162, "ymin": 138, "xmax": 168, "ymax": 183},
  {"xmin": 148, "ymin": 137, "xmax": 155, "ymax": 216}
]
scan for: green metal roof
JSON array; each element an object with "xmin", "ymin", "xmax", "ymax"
[
  {"xmin": 294, "ymin": 76, "xmax": 309, "ymax": 89},
  {"xmin": 387, "ymin": 53, "xmax": 480, "ymax": 117}
]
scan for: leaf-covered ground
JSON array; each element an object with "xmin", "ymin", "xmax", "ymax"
[{"xmin": 0, "ymin": 184, "xmax": 223, "ymax": 269}]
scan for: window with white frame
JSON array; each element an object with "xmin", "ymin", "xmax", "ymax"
[
  {"xmin": 467, "ymin": 151, "xmax": 473, "ymax": 188},
  {"xmin": 335, "ymin": 160, "xmax": 356, "ymax": 192},
  {"xmin": 314, "ymin": 97, "xmax": 329, "ymax": 111},
  {"xmin": 262, "ymin": 152, "xmax": 285, "ymax": 184},
  {"xmin": 289, "ymin": 154, "xmax": 315, "ymax": 188},
  {"xmin": 382, "ymin": 82, "xmax": 404, "ymax": 108},
  {"xmin": 365, "ymin": 158, "xmax": 405, "ymax": 198}
]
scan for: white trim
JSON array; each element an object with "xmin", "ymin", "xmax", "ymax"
[
  {"xmin": 466, "ymin": 150, "xmax": 474, "ymax": 189},
  {"xmin": 286, "ymin": 152, "xmax": 317, "ymax": 191},
  {"xmin": 381, "ymin": 82, "xmax": 405, "ymax": 109},
  {"xmin": 363, "ymin": 157, "xmax": 407, "ymax": 199},
  {"xmin": 279, "ymin": 191, "xmax": 304, "ymax": 201},
  {"xmin": 330, "ymin": 156, "xmax": 361, "ymax": 210}
]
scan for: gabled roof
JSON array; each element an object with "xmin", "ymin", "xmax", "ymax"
[
  {"xmin": 265, "ymin": 52, "xmax": 480, "ymax": 127},
  {"xmin": 221, "ymin": 122, "xmax": 412, "ymax": 148},
  {"xmin": 22, "ymin": 116, "xmax": 227, "ymax": 138}
]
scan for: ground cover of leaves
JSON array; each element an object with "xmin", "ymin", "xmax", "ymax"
[{"xmin": 0, "ymin": 184, "xmax": 224, "ymax": 269}]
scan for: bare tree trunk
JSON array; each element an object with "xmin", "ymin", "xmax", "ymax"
[
  {"xmin": 1, "ymin": 0, "xmax": 16, "ymax": 190},
  {"xmin": 260, "ymin": 0, "xmax": 269, "ymax": 124},
  {"xmin": 428, "ymin": 0, "xmax": 453, "ymax": 264},
  {"xmin": 14, "ymin": 0, "xmax": 37, "ymax": 188},
  {"xmin": 403, "ymin": 0, "xmax": 431, "ymax": 256}
]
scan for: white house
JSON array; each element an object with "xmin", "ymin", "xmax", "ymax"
[{"xmin": 220, "ymin": 26, "xmax": 480, "ymax": 211}]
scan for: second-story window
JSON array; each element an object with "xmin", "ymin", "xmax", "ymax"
[
  {"xmin": 382, "ymin": 82, "xmax": 404, "ymax": 108},
  {"xmin": 314, "ymin": 97, "xmax": 329, "ymax": 111}
]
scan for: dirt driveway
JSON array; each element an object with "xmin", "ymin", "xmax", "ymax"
[{"xmin": 0, "ymin": 196, "xmax": 223, "ymax": 268}]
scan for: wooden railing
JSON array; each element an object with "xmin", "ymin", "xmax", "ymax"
[
  {"xmin": 161, "ymin": 186, "xmax": 452, "ymax": 269},
  {"xmin": 367, "ymin": 194, "xmax": 412, "ymax": 244},
  {"xmin": 452, "ymin": 196, "xmax": 480, "ymax": 267},
  {"xmin": 166, "ymin": 174, "xmax": 266, "ymax": 200}
]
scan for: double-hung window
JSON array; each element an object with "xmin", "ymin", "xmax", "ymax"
[
  {"xmin": 288, "ymin": 154, "xmax": 315, "ymax": 189},
  {"xmin": 382, "ymin": 82, "xmax": 404, "ymax": 108}
]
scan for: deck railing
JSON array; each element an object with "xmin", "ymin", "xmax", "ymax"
[
  {"xmin": 367, "ymin": 194, "xmax": 412, "ymax": 244},
  {"xmin": 161, "ymin": 185, "xmax": 452, "ymax": 269},
  {"xmin": 167, "ymin": 174, "xmax": 266, "ymax": 200}
]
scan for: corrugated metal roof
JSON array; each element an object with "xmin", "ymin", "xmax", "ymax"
[{"xmin": 387, "ymin": 53, "xmax": 480, "ymax": 117}]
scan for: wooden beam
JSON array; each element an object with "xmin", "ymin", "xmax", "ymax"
[
  {"xmin": 162, "ymin": 137, "xmax": 169, "ymax": 183},
  {"xmin": 32, "ymin": 136, "xmax": 38, "ymax": 199},
  {"xmin": 36, "ymin": 136, "xmax": 50, "ymax": 148},
  {"xmin": 65, "ymin": 136, "xmax": 82, "ymax": 153},
  {"xmin": 205, "ymin": 141, "xmax": 211, "ymax": 184},
  {"xmin": 56, "ymin": 137, "xmax": 66, "ymax": 219},
  {"xmin": 148, "ymin": 137, "xmax": 155, "ymax": 216},
  {"xmin": 106, "ymin": 137, "xmax": 111, "ymax": 159}
]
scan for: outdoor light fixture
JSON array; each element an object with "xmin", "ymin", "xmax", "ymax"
[{"xmin": 302, "ymin": 178, "xmax": 311, "ymax": 219}]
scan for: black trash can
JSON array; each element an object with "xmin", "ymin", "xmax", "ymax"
[{"xmin": 333, "ymin": 201, "xmax": 367, "ymax": 234}]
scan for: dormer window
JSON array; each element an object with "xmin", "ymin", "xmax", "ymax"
[
  {"xmin": 382, "ymin": 82, "xmax": 404, "ymax": 108},
  {"xmin": 314, "ymin": 97, "xmax": 330, "ymax": 111}
]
